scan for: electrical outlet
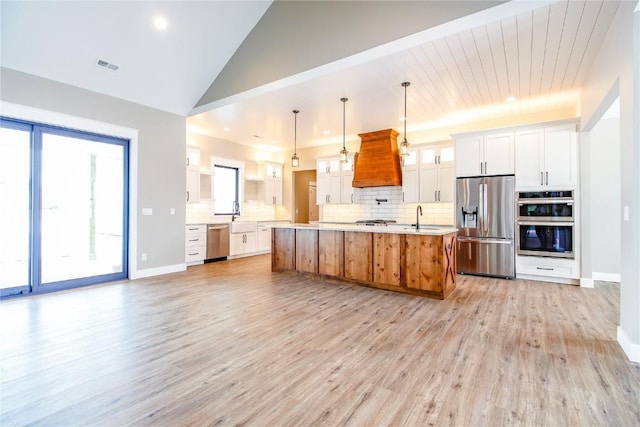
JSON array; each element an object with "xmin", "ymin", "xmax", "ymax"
[
  {"xmin": 141, "ymin": 253, "xmax": 147, "ymax": 261},
  {"xmin": 170, "ymin": 208, "xmax": 175, "ymax": 215},
  {"xmin": 623, "ymin": 206, "xmax": 629, "ymax": 221}
]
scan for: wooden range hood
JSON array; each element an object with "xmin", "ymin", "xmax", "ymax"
[{"xmin": 352, "ymin": 129, "xmax": 402, "ymax": 188}]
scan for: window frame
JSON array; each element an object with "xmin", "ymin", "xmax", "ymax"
[{"xmin": 211, "ymin": 156, "xmax": 244, "ymax": 216}]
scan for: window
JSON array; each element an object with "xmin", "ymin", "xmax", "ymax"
[{"xmin": 211, "ymin": 157, "xmax": 244, "ymax": 216}]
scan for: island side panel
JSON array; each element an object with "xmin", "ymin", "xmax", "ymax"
[
  {"xmin": 373, "ymin": 232, "xmax": 401, "ymax": 286},
  {"xmin": 295, "ymin": 229, "xmax": 319, "ymax": 273},
  {"xmin": 272, "ymin": 228, "xmax": 295, "ymax": 271},
  {"xmin": 403, "ymin": 234, "xmax": 446, "ymax": 296},
  {"xmin": 344, "ymin": 231, "xmax": 373, "ymax": 282},
  {"xmin": 441, "ymin": 232, "xmax": 457, "ymax": 298},
  {"xmin": 318, "ymin": 230, "xmax": 344, "ymax": 277}
]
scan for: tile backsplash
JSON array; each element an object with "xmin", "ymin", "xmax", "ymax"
[
  {"xmin": 322, "ymin": 186, "xmax": 454, "ymax": 225},
  {"xmin": 186, "ymin": 200, "xmax": 276, "ymax": 224}
]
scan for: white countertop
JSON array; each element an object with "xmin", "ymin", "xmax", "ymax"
[{"xmin": 271, "ymin": 222, "xmax": 457, "ymax": 236}]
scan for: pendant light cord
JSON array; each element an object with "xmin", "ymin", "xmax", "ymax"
[
  {"xmin": 341, "ymin": 97, "xmax": 347, "ymax": 150},
  {"xmin": 403, "ymin": 83, "xmax": 407, "ymax": 141}
]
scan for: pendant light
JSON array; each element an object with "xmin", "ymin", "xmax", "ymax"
[
  {"xmin": 400, "ymin": 82, "xmax": 410, "ymax": 157},
  {"xmin": 291, "ymin": 109, "xmax": 300, "ymax": 168},
  {"xmin": 339, "ymin": 97, "xmax": 348, "ymax": 163}
]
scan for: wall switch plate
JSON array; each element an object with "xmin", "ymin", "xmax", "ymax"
[
  {"xmin": 142, "ymin": 208, "xmax": 153, "ymax": 216},
  {"xmin": 141, "ymin": 253, "xmax": 147, "ymax": 261},
  {"xmin": 623, "ymin": 206, "xmax": 629, "ymax": 221}
]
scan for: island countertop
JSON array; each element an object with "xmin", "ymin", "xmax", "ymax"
[{"xmin": 270, "ymin": 222, "xmax": 457, "ymax": 236}]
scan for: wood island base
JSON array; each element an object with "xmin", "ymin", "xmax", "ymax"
[{"xmin": 271, "ymin": 227, "xmax": 457, "ymax": 300}]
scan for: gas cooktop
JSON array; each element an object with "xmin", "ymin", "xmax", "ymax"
[{"xmin": 354, "ymin": 219, "xmax": 397, "ymax": 226}]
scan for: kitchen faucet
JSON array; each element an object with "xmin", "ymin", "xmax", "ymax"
[
  {"xmin": 416, "ymin": 205, "xmax": 423, "ymax": 230},
  {"xmin": 231, "ymin": 200, "xmax": 240, "ymax": 221}
]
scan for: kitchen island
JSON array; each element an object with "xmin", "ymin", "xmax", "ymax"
[{"xmin": 271, "ymin": 223, "xmax": 457, "ymax": 299}]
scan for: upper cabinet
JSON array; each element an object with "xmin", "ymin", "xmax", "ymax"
[
  {"xmin": 401, "ymin": 149, "xmax": 419, "ymax": 203},
  {"xmin": 420, "ymin": 145, "xmax": 455, "ymax": 202},
  {"xmin": 316, "ymin": 157, "xmax": 342, "ymax": 205},
  {"xmin": 264, "ymin": 162, "xmax": 283, "ymax": 205},
  {"xmin": 515, "ymin": 124, "xmax": 577, "ymax": 190},
  {"xmin": 340, "ymin": 155, "xmax": 355, "ymax": 204},
  {"xmin": 186, "ymin": 147, "xmax": 200, "ymax": 203},
  {"xmin": 455, "ymin": 132, "xmax": 514, "ymax": 177}
]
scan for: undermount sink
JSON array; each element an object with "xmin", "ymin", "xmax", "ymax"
[{"xmin": 230, "ymin": 221, "xmax": 257, "ymax": 233}]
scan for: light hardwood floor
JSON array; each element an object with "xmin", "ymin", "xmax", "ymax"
[{"xmin": 1, "ymin": 254, "xmax": 639, "ymax": 426}]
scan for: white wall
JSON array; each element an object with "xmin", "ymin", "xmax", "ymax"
[
  {"xmin": 589, "ymin": 108, "xmax": 621, "ymax": 278},
  {"xmin": 580, "ymin": 1, "xmax": 640, "ymax": 362}
]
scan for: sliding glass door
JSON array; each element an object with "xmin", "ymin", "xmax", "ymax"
[
  {"xmin": 0, "ymin": 124, "xmax": 31, "ymax": 294},
  {"xmin": 0, "ymin": 118, "xmax": 128, "ymax": 297}
]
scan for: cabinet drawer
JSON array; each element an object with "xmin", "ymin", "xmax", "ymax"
[
  {"xmin": 186, "ymin": 234, "xmax": 206, "ymax": 248},
  {"xmin": 186, "ymin": 224, "xmax": 206, "ymax": 234},
  {"xmin": 185, "ymin": 246, "xmax": 206, "ymax": 262},
  {"xmin": 516, "ymin": 256, "xmax": 578, "ymax": 279}
]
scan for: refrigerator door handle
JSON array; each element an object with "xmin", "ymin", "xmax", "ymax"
[
  {"xmin": 483, "ymin": 183, "xmax": 488, "ymax": 235},
  {"xmin": 478, "ymin": 183, "xmax": 484, "ymax": 232}
]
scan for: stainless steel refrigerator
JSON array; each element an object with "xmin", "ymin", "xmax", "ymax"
[{"xmin": 456, "ymin": 175, "xmax": 515, "ymax": 278}]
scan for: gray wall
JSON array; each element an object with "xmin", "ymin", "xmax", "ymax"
[
  {"xmin": 1, "ymin": 67, "xmax": 187, "ymax": 273},
  {"xmin": 580, "ymin": 2, "xmax": 639, "ymax": 357}
]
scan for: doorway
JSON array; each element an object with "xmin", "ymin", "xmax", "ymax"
[{"xmin": 292, "ymin": 170, "xmax": 317, "ymax": 223}]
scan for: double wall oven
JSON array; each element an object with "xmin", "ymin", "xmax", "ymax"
[{"xmin": 516, "ymin": 190, "xmax": 574, "ymax": 258}]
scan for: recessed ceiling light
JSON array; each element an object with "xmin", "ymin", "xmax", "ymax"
[
  {"xmin": 399, "ymin": 116, "xmax": 406, "ymax": 121},
  {"xmin": 271, "ymin": 140, "xmax": 277, "ymax": 144},
  {"xmin": 323, "ymin": 130, "xmax": 331, "ymax": 135},
  {"xmin": 223, "ymin": 127, "xmax": 231, "ymax": 132},
  {"xmin": 154, "ymin": 16, "xmax": 168, "ymax": 30},
  {"xmin": 505, "ymin": 96, "xmax": 516, "ymax": 103}
]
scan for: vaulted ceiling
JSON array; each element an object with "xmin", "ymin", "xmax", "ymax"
[{"xmin": 1, "ymin": 1, "xmax": 622, "ymax": 152}]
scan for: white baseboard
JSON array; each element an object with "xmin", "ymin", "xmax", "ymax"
[
  {"xmin": 617, "ymin": 327, "xmax": 640, "ymax": 363},
  {"xmin": 593, "ymin": 272, "xmax": 621, "ymax": 283},
  {"xmin": 580, "ymin": 278, "xmax": 595, "ymax": 288},
  {"xmin": 129, "ymin": 263, "xmax": 186, "ymax": 280}
]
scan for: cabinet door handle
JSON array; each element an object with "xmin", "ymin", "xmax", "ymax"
[
  {"xmin": 484, "ymin": 162, "xmax": 487, "ymax": 174},
  {"xmin": 536, "ymin": 266, "xmax": 554, "ymax": 271},
  {"xmin": 438, "ymin": 190, "xmax": 441, "ymax": 201},
  {"xmin": 186, "ymin": 191, "xmax": 190, "ymax": 202},
  {"xmin": 480, "ymin": 162, "xmax": 483, "ymax": 174},
  {"xmin": 435, "ymin": 190, "xmax": 437, "ymax": 201},
  {"xmin": 540, "ymin": 172, "xmax": 544, "ymax": 186},
  {"xmin": 402, "ymin": 192, "xmax": 405, "ymax": 202},
  {"xmin": 351, "ymin": 194, "xmax": 354, "ymax": 203},
  {"xmin": 545, "ymin": 171, "xmax": 549, "ymax": 185}
]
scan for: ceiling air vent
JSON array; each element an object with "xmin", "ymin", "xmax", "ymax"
[{"xmin": 96, "ymin": 59, "xmax": 119, "ymax": 71}]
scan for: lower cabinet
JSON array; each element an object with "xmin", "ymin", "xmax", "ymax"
[
  {"xmin": 344, "ymin": 232, "xmax": 373, "ymax": 282},
  {"xmin": 257, "ymin": 225, "xmax": 272, "ymax": 252},
  {"xmin": 404, "ymin": 233, "xmax": 457, "ymax": 297},
  {"xmin": 373, "ymin": 233, "xmax": 401, "ymax": 286},
  {"xmin": 185, "ymin": 224, "xmax": 207, "ymax": 265},
  {"xmin": 318, "ymin": 230, "xmax": 344, "ymax": 276},
  {"xmin": 230, "ymin": 232, "xmax": 256, "ymax": 257},
  {"xmin": 516, "ymin": 255, "xmax": 579, "ymax": 283}
]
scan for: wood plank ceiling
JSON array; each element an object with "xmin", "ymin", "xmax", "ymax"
[{"xmin": 187, "ymin": 1, "xmax": 621, "ymax": 151}]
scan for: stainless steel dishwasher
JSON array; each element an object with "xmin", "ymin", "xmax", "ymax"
[{"xmin": 206, "ymin": 223, "xmax": 230, "ymax": 260}]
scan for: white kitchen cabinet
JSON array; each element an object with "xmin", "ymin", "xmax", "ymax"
[
  {"xmin": 230, "ymin": 232, "xmax": 257, "ymax": 256},
  {"xmin": 516, "ymin": 255, "xmax": 579, "ymax": 282},
  {"xmin": 401, "ymin": 149, "xmax": 419, "ymax": 203},
  {"xmin": 515, "ymin": 124, "xmax": 577, "ymax": 190},
  {"xmin": 264, "ymin": 162, "xmax": 283, "ymax": 205},
  {"xmin": 340, "ymin": 155, "xmax": 355, "ymax": 204},
  {"xmin": 455, "ymin": 132, "xmax": 514, "ymax": 177},
  {"xmin": 257, "ymin": 224, "xmax": 272, "ymax": 252},
  {"xmin": 185, "ymin": 224, "xmax": 206, "ymax": 265},
  {"xmin": 186, "ymin": 165, "xmax": 200, "ymax": 203},
  {"xmin": 419, "ymin": 145, "xmax": 455, "ymax": 202},
  {"xmin": 316, "ymin": 157, "xmax": 341, "ymax": 205}
]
